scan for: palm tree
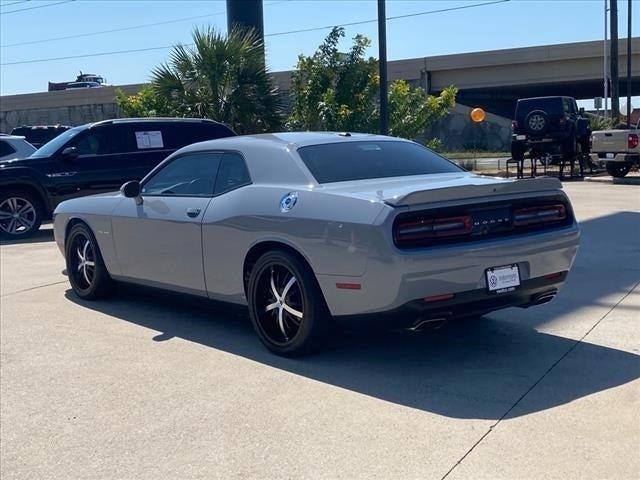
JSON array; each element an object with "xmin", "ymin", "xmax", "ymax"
[{"xmin": 151, "ymin": 26, "xmax": 283, "ymax": 133}]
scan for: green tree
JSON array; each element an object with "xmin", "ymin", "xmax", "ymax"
[
  {"xmin": 115, "ymin": 85, "xmax": 172, "ymax": 118},
  {"xmin": 150, "ymin": 26, "xmax": 282, "ymax": 133},
  {"xmin": 288, "ymin": 27, "xmax": 457, "ymax": 141}
]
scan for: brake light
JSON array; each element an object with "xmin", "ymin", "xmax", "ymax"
[
  {"xmin": 395, "ymin": 215, "xmax": 472, "ymax": 244},
  {"xmin": 629, "ymin": 134, "xmax": 639, "ymax": 149},
  {"xmin": 511, "ymin": 120, "xmax": 518, "ymax": 131},
  {"xmin": 513, "ymin": 204, "xmax": 566, "ymax": 227},
  {"xmin": 559, "ymin": 118, "xmax": 567, "ymax": 126}
]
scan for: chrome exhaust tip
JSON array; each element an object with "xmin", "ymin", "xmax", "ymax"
[
  {"xmin": 531, "ymin": 290, "xmax": 557, "ymax": 306},
  {"xmin": 408, "ymin": 316, "xmax": 449, "ymax": 332}
]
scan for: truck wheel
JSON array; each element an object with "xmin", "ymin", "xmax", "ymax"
[
  {"xmin": 606, "ymin": 163, "xmax": 631, "ymax": 178},
  {"xmin": 0, "ymin": 189, "xmax": 43, "ymax": 239}
]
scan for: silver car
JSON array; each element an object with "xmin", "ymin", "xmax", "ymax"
[{"xmin": 53, "ymin": 132, "xmax": 580, "ymax": 355}]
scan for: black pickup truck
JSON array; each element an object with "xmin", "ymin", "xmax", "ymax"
[{"xmin": 0, "ymin": 118, "xmax": 235, "ymax": 239}]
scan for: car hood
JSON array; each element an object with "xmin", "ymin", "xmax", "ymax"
[{"xmin": 319, "ymin": 173, "xmax": 563, "ymax": 206}]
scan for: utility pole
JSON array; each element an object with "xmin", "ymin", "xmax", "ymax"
[
  {"xmin": 611, "ymin": 0, "xmax": 620, "ymax": 122},
  {"xmin": 226, "ymin": 0, "xmax": 264, "ymax": 47},
  {"xmin": 627, "ymin": 0, "xmax": 632, "ymax": 127},
  {"xmin": 604, "ymin": 0, "xmax": 609, "ymax": 119},
  {"xmin": 377, "ymin": 0, "xmax": 389, "ymax": 135}
]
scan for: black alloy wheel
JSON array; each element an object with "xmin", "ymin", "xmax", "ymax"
[
  {"xmin": 248, "ymin": 250, "xmax": 330, "ymax": 356},
  {"xmin": 65, "ymin": 223, "xmax": 113, "ymax": 299}
]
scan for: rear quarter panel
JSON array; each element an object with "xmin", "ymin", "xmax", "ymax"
[{"xmin": 200, "ymin": 185, "xmax": 387, "ymax": 304}]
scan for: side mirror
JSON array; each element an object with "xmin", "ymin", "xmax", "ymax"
[
  {"xmin": 120, "ymin": 180, "xmax": 141, "ymax": 199},
  {"xmin": 61, "ymin": 146, "xmax": 78, "ymax": 160}
]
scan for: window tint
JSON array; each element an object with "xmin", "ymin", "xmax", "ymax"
[
  {"xmin": 0, "ymin": 140, "xmax": 16, "ymax": 157},
  {"xmin": 298, "ymin": 141, "xmax": 461, "ymax": 184},
  {"xmin": 214, "ymin": 152, "xmax": 251, "ymax": 195},
  {"xmin": 142, "ymin": 152, "xmax": 222, "ymax": 197},
  {"xmin": 161, "ymin": 122, "xmax": 236, "ymax": 150},
  {"xmin": 70, "ymin": 125, "xmax": 136, "ymax": 155},
  {"xmin": 516, "ymin": 98, "xmax": 563, "ymax": 119}
]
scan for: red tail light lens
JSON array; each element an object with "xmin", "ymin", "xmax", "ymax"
[
  {"xmin": 395, "ymin": 215, "xmax": 472, "ymax": 243},
  {"xmin": 629, "ymin": 134, "xmax": 639, "ymax": 149},
  {"xmin": 513, "ymin": 204, "xmax": 566, "ymax": 227},
  {"xmin": 511, "ymin": 120, "xmax": 518, "ymax": 131}
]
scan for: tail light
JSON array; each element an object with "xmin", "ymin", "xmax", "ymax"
[
  {"xmin": 559, "ymin": 117, "xmax": 567, "ymax": 126},
  {"xmin": 629, "ymin": 134, "xmax": 639, "ymax": 149},
  {"xmin": 395, "ymin": 215, "xmax": 472, "ymax": 245},
  {"xmin": 513, "ymin": 204, "xmax": 566, "ymax": 227},
  {"xmin": 511, "ymin": 120, "xmax": 518, "ymax": 131}
]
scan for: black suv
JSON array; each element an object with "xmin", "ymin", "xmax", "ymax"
[
  {"xmin": 511, "ymin": 96, "xmax": 591, "ymax": 162},
  {"xmin": 10, "ymin": 125, "xmax": 72, "ymax": 148},
  {"xmin": 0, "ymin": 118, "xmax": 236, "ymax": 239}
]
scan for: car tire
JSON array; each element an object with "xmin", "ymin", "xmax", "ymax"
[
  {"xmin": 0, "ymin": 188, "xmax": 43, "ymax": 240},
  {"xmin": 247, "ymin": 249, "xmax": 330, "ymax": 356},
  {"xmin": 65, "ymin": 223, "xmax": 114, "ymax": 300},
  {"xmin": 606, "ymin": 162, "xmax": 631, "ymax": 178}
]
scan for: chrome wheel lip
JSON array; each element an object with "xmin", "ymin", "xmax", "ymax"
[
  {"xmin": 0, "ymin": 197, "xmax": 36, "ymax": 235},
  {"xmin": 256, "ymin": 264, "xmax": 304, "ymax": 344}
]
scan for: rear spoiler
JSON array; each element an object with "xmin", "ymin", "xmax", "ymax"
[{"xmin": 388, "ymin": 177, "xmax": 563, "ymax": 206}]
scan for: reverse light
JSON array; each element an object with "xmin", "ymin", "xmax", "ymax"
[
  {"xmin": 629, "ymin": 133, "xmax": 639, "ymax": 149},
  {"xmin": 513, "ymin": 204, "xmax": 566, "ymax": 227}
]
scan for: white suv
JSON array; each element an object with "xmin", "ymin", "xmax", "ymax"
[{"xmin": 0, "ymin": 135, "xmax": 37, "ymax": 161}]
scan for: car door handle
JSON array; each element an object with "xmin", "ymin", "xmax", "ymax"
[{"xmin": 186, "ymin": 208, "xmax": 201, "ymax": 218}]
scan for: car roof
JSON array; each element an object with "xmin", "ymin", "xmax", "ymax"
[
  {"xmin": 517, "ymin": 96, "xmax": 574, "ymax": 102},
  {"xmin": 180, "ymin": 131, "xmax": 409, "ymax": 152},
  {"xmin": 89, "ymin": 117, "xmax": 228, "ymax": 127}
]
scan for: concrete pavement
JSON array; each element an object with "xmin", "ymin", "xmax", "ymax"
[{"xmin": 1, "ymin": 182, "xmax": 638, "ymax": 479}]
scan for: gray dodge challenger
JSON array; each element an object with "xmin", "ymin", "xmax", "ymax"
[{"xmin": 54, "ymin": 132, "xmax": 580, "ymax": 355}]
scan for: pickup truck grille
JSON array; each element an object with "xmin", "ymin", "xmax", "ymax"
[{"xmin": 393, "ymin": 196, "xmax": 572, "ymax": 249}]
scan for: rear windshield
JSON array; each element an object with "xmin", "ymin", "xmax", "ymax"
[{"xmin": 297, "ymin": 141, "xmax": 461, "ymax": 184}]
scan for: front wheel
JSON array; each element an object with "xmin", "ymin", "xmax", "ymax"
[
  {"xmin": 247, "ymin": 250, "xmax": 330, "ymax": 356},
  {"xmin": 0, "ymin": 189, "xmax": 42, "ymax": 239},
  {"xmin": 65, "ymin": 223, "xmax": 114, "ymax": 299},
  {"xmin": 606, "ymin": 162, "xmax": 631, "ymax": 178}
]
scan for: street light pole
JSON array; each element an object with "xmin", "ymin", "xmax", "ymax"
[
  {"xmin": 611, "ymin": 0, "xmax": 620, "ymax": 122},
  {"xmin": 604, "ymin": 0, "xmax": 609, "ymax": 119},
  {"xmin": 377, "ymin": 0, "xmax": 389, "ymax": 135},
  {"xmin": 627, "ymin": 0, "xmax": 632, "ymax": 128}
]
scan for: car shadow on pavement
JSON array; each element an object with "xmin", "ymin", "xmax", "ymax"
[
  {"xmin": 0, "ymin": 225, "xmax": 54, "ymax": 246},
  {"xmin": 64, "ymin": 211, "xmax": 640, "ymax": 421}
]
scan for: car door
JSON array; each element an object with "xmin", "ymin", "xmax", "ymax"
[
  {"xmin": 111, "ymin": 151, "xmax": 223, "ymax": 295},
  {"xmin": 51, "ymin": 124, "xmax": 138, "ymax": 202}
]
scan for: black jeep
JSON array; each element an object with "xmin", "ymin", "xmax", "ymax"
[{"xmin": 510, "ymin": 96, "xmax": 591, "ymax": 162}]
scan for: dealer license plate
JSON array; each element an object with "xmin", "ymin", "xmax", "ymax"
[{"xmin": 486, "ymin": 265, "xmax": 520, "ymax": 294}]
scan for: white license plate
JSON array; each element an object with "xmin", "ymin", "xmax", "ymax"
[
  {"xmin": 486, "ymin": 265, "xmax": 521, "ymax": 293},
  {"xmin": 606, "ymin": 153, "xmax": 615, "ymax": 159},
  {"xmin": 516, "ymin": 135, "xmax": 526, "ymax": 141}
]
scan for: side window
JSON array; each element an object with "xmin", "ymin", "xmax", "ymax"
[
  {"xmin": 214, "ymin": 152, "xmax": 251, "ymax": 195},
  {"xmin": 70, "ymin": 126, "xmax": 135, "ymax": 156},
  {"xmin": 0, "ymin": 140, "xmax": 16, "ymax": 157},
  {"xmin": 142, "ymin": 152, "xmax": 222, "ymax": 197}
]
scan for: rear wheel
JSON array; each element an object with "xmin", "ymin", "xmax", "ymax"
[
  {"xmin": 247, "ymin": 250, "xmax": 330, "ymax": 356},
  {"xmin": 606, "ymin": 162, "xmax": 632, "ymax": 178},
  {"xmin": 65, "ymin": 223, "xmax": 113, "ymax": 299},
  {"xmin": 0, "ymin": 189, "xmax": 42, "ymax": 239}
]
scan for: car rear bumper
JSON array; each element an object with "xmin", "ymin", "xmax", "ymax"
[
  {"xmin": 590, "ymin": 153, "xmax": 639, "ymax": 164},
  {"xmin": 316, "ymin": 223, "xmax": 580, "ymax": 317},
  {"xmin": 334, "ymin": 273, "xmax": 567, "ymax": 330}
]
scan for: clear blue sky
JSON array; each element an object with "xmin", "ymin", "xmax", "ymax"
[{"xmin": 1, "ymin": 0, "xmax": 638, "ymax": 109}]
